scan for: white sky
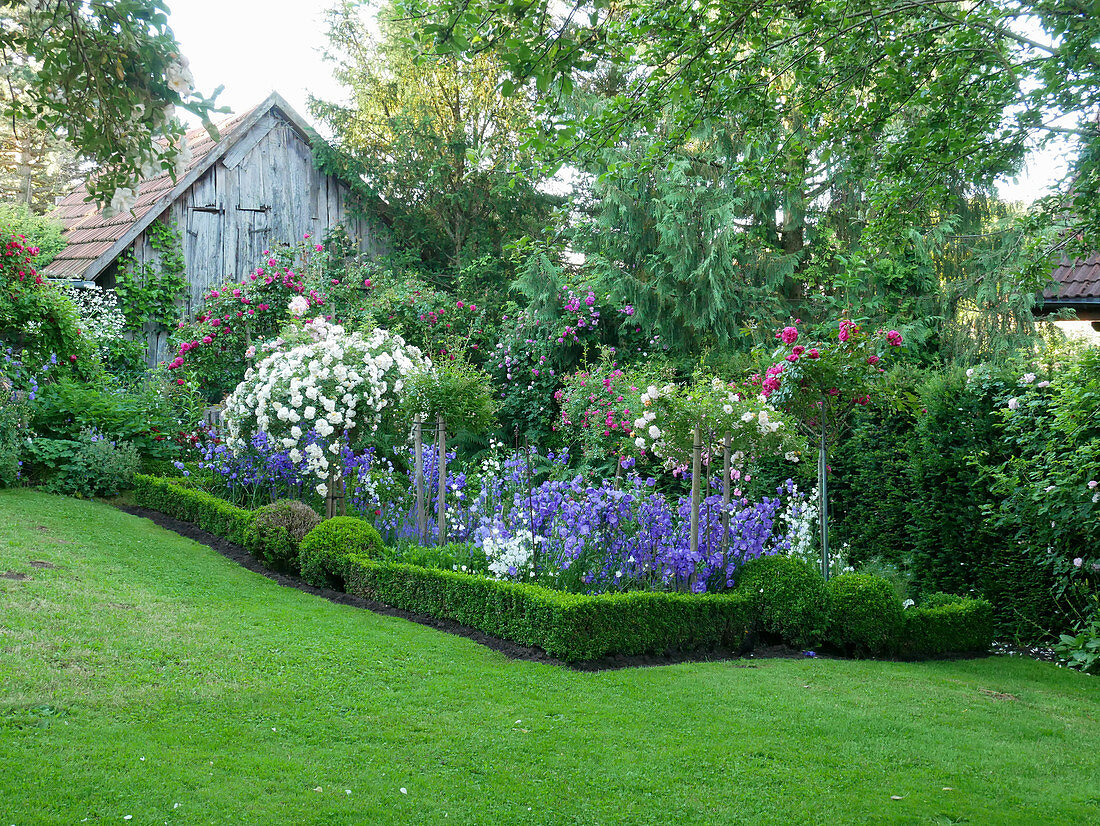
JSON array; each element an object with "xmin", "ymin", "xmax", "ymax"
[
  {"xmin": 168, "ymin": 0, "xmax": 347, "ymax": 129},
  {"xmin": 167, "ymin": 0, "xmax": 1072, "ymax": 204}
]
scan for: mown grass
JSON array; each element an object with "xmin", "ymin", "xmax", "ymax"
[{"xmin": 1, "ymin": 489, "xmax": 1097, "ymax": 825}]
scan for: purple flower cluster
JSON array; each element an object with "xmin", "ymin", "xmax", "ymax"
[{"xmin": 198, "ymin": 434, "xmax": 797, "ymax": 595}]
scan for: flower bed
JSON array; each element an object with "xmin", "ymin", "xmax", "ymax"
[{"xmin": 130, "ymin": 476, "xmax": 994, "ymax": 663}]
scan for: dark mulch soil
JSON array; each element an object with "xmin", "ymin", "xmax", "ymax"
[{"xmin": 116, "ymin": 505, "xmax": 811, "ymax": 671}]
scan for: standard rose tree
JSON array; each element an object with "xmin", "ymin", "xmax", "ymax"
[
  {"xmin": 222, "ymin": 318, "xmax": 428, "ymax": 517},
  {"xmin": 627, "ymin": 374, "xmax": 801, "ymax": 587},
  {"xmin": 757, "ymin": 319, "xmax": 905, "ymax": 577}
]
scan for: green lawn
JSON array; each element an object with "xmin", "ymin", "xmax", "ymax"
[{"xmin": 1, "ymin": 490, "xmax": 1097, "ymax": 825}]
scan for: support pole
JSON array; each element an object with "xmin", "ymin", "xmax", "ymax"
[
  {"xmin": 819, "ymin": 405, "xmax": 830, "ymax": 580},
  {"xmin": 689, "ymin": 423, "xmax": 702, "ymax": 589},
  {"xmin": 436, "ymin": 413, "xmax": 447, "ymax": 546},
  {"xmin": 414, "ymin": 417, "xmax": 426, "ymax": 544},
  {"xmin": 325, "ymin": 461, "xmax": 337, "ymax": 520},
  {"xmin": 721, "ymin": 431, "xmax": 731, "ymax": 556}
]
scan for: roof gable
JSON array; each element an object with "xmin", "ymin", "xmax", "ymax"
[{"xmin": 43, "ymin": 92, "xmax": 320, "ymax": 280}]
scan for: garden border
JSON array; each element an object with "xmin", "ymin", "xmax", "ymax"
[{"xmin": 129, "ymin": 474, "xmax": 995, "ymax": 665}]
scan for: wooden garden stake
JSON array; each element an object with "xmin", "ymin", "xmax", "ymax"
[
  {"xmin": 689, "ymin": 423, "xmax": 702, "ymax": 588},
  {"xmin": 414, "ymin": 416, "xmax": 426, "ymax": 544},
  {"xmin": 437, "ymin": 413, "xmax": 447, "ymax": 546}
]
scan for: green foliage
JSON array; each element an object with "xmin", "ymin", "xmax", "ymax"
[
  {"xmin": 908, "ymin": 366, "xmax": 1010, "ymax": 596},
  {"xmin": 897, "ymin": 597, "xmax": 995, "ymax": 659},
  {"xmin": 299, "ymin": 516, "xmax": 384, "ymax": 589},
  {"xmin": 984, "ymin": 344, "xmax": 1100, "ymax": 632},
  {"xmin": 132, "ymin": 474, "xmax": 254, "ymax": 545},
  {"xmin": 978, "ymin": 544, "xmax": 1064, "ymax": 641},
  {"xmin": 400, "ymin": 356, "xmax": 497, "ymax": 436},
  {"xmin": 244, "ymin": 499, "xmax": 322, "ymax": 574},
  {"xmin": 825, "ymin": 573, "xmax": 904, "ymax": 657},
  {"xmin": 383, "ymin": 541, "xmax": 487, "ymax": 574},
  {"xmin": 114, "ymin": 220, "xmax": 186, "ymax": 333},
  {"xmin": 0, "ymin": 233, "xmax": 94, "ymax": 370},
  {"xmin": 31, "ymin": 373, "xmax": 199, "ymax": 463},
  {"xmin": 735, "ymin": 555, "xmax": 828, "ymax": 648},
  {"xmin": 1054, "ymin": 604, "xmax": 1100, "ymax": 675},
  {"xmin": 829, "ymin": 370, "xmax": 922, "ymax": 569},
  {"xmin": 0, "ymin": 204, "xmax": 65, "ymax": 265},
  {"xmin": 312, "ymin": 3, "xmax": 558, "ymax": 283},
  {"xmin": 0, "ymin": 361, "xmax": 32, "ymax": 488},
  {"xmin": 24, "ymin": 432, "xmax": 138, "ymax": 498}
]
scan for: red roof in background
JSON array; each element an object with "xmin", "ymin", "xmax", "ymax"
[
  {"xmin": 42, "ymin": 105, "xmax": 259, "ymax": 280},
  {"xmin": 1044, "ymin": 254, "xmax": 1100, "ymax": 302}
]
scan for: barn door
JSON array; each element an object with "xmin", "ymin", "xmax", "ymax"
[{"xmin": 185, "ymin": 172, "xmax": 223, "ymax": 308}]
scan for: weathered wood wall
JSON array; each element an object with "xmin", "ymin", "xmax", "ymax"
[{"xmin": 120, "ymin": 110, "xmax": 385, "ymax": 365}]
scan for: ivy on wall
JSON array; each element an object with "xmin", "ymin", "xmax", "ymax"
[{"xmin": 114, "ymin": 220, "xmax": 187, "ymax": 333}]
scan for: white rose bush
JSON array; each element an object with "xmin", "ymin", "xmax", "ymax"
[{"xmin": 222, "ymin": 317, "xmax": 427, "ymax": 509}]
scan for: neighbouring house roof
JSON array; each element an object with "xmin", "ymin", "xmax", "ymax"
[
  {"xmin": 1037, "ymin": 253, "xmax": 1100, "ymax": 320},
  {"xmin": 43, "ymin": 92, "xmax": 320, "ymax": 281}
]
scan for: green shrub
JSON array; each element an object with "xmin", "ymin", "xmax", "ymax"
[
  {"xmin": 920, "ymin": 592, "xmax": 968, "ymax": 609},
  {"xmin": 31, "ymin": 374, "xmax": 201, "ymax": 464},
  {"xmin": 132, "ymin": 474, "xmax": 253, "ymax": 545},
  {"xmin": 25, "ymin": 433, "xmax": 139, "ymax": 497},
  {"xmin": 897, "ymin": 597, "xmax": 994, "ymax": 658},
  {"xmin": 343, "ymin": 557, "xmax": 756, "ymax": 662},
  {"xmin": 245, "ymin": 500, "xmax": 321, "ymax": 573},
  {"xmin": 825, "ymin": 573, "xmax": 905, "ymax": 656},
  {"xmin": 299, "ymin": 517, "xmax": 384, "ymax": 589},
  {"xmin": 735, "ymin": 555, "xmax": 828, "ymax": 648},
  {"xmin": 979, "ymin": 545, "xmax": 1066, "ymax": 641}
]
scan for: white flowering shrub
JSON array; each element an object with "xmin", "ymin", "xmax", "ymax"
[
  {"xmin": 223, "ymin": 318, "xmax": 428, "ymax": 496},
  {"xmin": 61, "ymin": 284, "xmax": 127, "ymax": 345}
]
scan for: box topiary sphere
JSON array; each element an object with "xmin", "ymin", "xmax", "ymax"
[
  {"xmin": 299, "ymin": 516, "xmax": 383, "ymax": 589},
  {"xmin": 736, "ymin": 555, "xmax": 828, "ymax": 648},
  {"xmin": 245, "ymin": 499, "xmax": 322, "ymax": 573}
]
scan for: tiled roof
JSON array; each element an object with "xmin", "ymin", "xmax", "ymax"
[
  {"xmin": 1044, "ymin": 254, "xmax": 1100, "ymax": 303},
  {"xmin": 43, "ymin": 100, "xmax": 266, "ymax": 280}
]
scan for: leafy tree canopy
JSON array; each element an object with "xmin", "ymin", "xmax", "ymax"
[
  {"xmin": 0, "ymin": 0, "xmax": 224, "ymax": 208},
  {"xmin": 395, "ymin": 0, "xmax": 1099, "ymax": 359},
  {"xmin": 311, "ymin": 1, "xmax": 561, "ymax": 287}
]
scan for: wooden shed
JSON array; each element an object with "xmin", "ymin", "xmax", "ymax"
[{"xmin": 44, "ymin": 92, "xmax": 385, "ymax": 362}]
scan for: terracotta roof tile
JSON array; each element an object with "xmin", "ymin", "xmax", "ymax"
[
  {"xmin": 1044, "ymin": 253, "xmax": 1100, "ymax": 302},
  {"xmin": 43, "ymin": 105, "xmax": 258, "ymax": 279}
]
